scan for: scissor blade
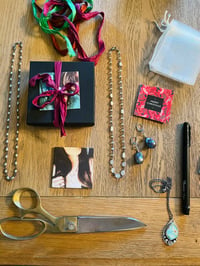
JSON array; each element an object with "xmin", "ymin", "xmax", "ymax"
[{"xmin": 77, "ymin": 216, "xmax": 146, "ymax": 233}]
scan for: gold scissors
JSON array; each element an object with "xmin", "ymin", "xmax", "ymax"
[{"xmin": 0, "ymin": 188, "xmax": 146, "ymax": 240}]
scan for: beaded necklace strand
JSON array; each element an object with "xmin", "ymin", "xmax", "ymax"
[
  {"xmin": 107, "ymin": 47, "xmax": 126, "ymax": 179},
  {"xmin": 3, "ymin": 42, "xmax": 23, "ymax": 181}
]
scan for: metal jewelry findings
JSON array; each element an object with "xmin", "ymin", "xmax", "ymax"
[
  {"xmin": 3, "ymin": 42, "xmax": 23, "ymax": 181},
  {"xmin": 130, "ymin": 137, "xmax": 144, "ymax": 164},
  {"xmin": 149, "ymin": 177, "xmax": 178, "ymax": 246},
  {"xmin": 107, "ymin": 47, "xmax": 126, "ymax": 179},
  {"xmin": 135, "ymin": 124, "xmax": 156, "ymax": 149}
]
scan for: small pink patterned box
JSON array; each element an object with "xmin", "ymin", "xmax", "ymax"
[{"xmin": 134, "ymin": 84, "xmax": 174, "ymax": 123}]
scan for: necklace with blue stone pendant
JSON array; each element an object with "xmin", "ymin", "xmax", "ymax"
[
  {"xmin": 149, "ymin": 177, "xmax": 178, "ymax": 246},
  {"xmin": 107, "ymin": 47, "xmax": 126, "ymax": 179}
]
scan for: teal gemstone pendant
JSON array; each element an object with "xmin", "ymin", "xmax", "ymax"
[
  {"xmin": 145, "ymin": 137, "xmax": 156, "ymax": 149},
  {"xmin": 134, "ymin": 151, "xmax": 144, "ymax": 164},
  {"xmin": 162, "ymin": 219, "xmax": 178, "ymax": 246}
]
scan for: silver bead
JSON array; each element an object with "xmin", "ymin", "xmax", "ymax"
[
  {"xmin": 111, "ymin": 168, "xmax": 115, "ymax": 173},
  {"xmin": 120, "ymin": 170, "xmax": 125, "ymax": 176},
  {"xmin": 110, "ymin": 159, "xmax": 114, "ymax": 165},
  {"xmin": 115, "ymin": 173, "xmax": 121, "ymax": 179},
  {"xmin": 122, "ymin": 152, "xmax": 125, "ymax": 159},
  {"xmin": 121, "ymin": 161, "xmax": 126, "ymax": 167}
]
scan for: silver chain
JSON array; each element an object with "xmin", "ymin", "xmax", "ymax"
[
  {"xmin": 3, "ymin": 42, "xmax": 23, "ymax": 181},
  {"xmin": 107, "ymin": 47, "xmax": 126, "ymax": 179},
  {"xmin": 149, "ymin": 177, "xmax": 173, "ymax": 220}
]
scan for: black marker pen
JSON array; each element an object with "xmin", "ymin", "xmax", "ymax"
[{"xmin": 182, "ymin": 122, "xmax": 191, "ymax": 215}]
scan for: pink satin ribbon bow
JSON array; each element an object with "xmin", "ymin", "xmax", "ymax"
[{"xmin": 29, "ymin": 61, "xmax": 80, "ymax": 136}]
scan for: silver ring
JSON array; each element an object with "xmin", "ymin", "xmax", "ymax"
[{"xmin": 135, "ymin": 123, "xmax": 144, "ymax": 133}]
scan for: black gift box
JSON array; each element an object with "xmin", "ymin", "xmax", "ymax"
[{"xmin": 27, "ymin": 61, "xmax": 95, "ymax": 126}]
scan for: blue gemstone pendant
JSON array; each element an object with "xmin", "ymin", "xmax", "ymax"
[
  {"xmin": 134, "ymin": 151, "xmax": 144, "ymax": 164},
  {"xmin": 162, "ymin": 219, "xmax": 178, "ymax": 246},
  {"xmin": 145, "ymin": 137, "xmax": 156, "ymax": 149}
]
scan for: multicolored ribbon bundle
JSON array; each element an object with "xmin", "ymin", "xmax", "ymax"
[
  {"xmin": 32, "ymin": 0, "xmax": 105, "ymax": 65},
  {"xmin": 29, "ymin": 62, "xmax": 80, "ymax": 137}
]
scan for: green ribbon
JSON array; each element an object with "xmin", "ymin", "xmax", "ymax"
[{"xmin": 32, "ymin": 0, "xmax": 80, "ymax": 57}]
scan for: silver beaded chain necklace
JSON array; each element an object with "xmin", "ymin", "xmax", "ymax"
[
  {"xmin": 107, "ymin": 47, "xmax": 126, "ymax": 179},
  {"xmin": 3, "ymin": 42, "xmax": 23, "ymax": 181}
]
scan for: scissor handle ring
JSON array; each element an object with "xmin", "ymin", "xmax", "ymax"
[
  {"xmin": 12, "ymin": 188, "xmax": 41, "ymax": 211},
  {"xmin": 0, "ymin": 217, "xmax": 46, "ymax": 240}
]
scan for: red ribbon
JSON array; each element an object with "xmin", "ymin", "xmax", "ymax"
[
  {"xmin": 29, "ymin": 61, "xmax": 80, "ymax": 137},
  {"xmin": 58, "ymin": 6, "xmax": 105, "ymax": 65}
]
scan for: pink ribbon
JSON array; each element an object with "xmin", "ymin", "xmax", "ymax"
[
  {"xmin": 29, "ymin": 62, "xmax": 79, "ymax": 136},
  {"xmin": 65, "ymin": 5, "xmax": 105, "ymax": 65}
]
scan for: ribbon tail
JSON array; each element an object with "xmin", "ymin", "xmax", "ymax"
[
  {"xmin": 53, "ymin": 95, "xmax": 67, "ymax": 137},
  {"xmin": 60, "ymin": 100, "xmax": 67, "ymax": 137}
]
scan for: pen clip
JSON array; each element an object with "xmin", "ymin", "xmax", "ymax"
[{"xmin": 183, "ymin": 122, "xmax": 191, "ymax": 147}]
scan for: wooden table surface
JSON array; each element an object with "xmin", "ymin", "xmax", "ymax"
[{"xmin": 1, "ymin": 0, "xmax": 200, "ymax": 265}]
